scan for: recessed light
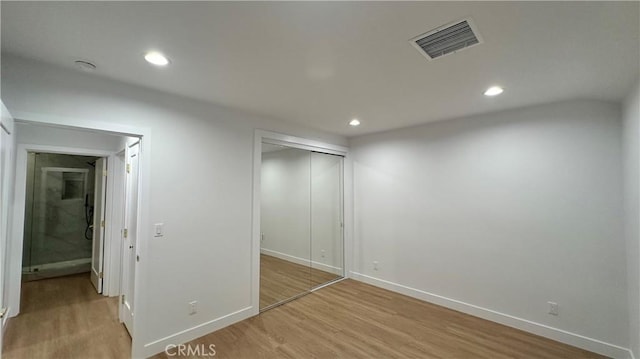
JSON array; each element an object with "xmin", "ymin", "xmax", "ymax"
[
  {"xmin": 144, "ymin": 51, "xmax": 170, "ymax": 66},
  {"xmin": 484, "ymin": 86, "xmax": 504, "ymax": 96},
  {"xmin": 349, "ymin": 119, "xmax": 361, "ymax": 127}
]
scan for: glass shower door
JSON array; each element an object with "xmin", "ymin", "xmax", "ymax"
[
  {"xmin": 31, "ymin": 168, "xmax": 92, "ymax": 270},
  {"xmin": 22, "ymin": 152, "xmax": 97, "ymax": 280}
]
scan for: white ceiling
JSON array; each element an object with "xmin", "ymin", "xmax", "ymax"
[{"xmin": 2, "ymin": 2, "xmax": 638, "ymax": 136}]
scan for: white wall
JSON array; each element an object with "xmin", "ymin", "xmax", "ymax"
[
  {"xmin": 1, "ymin": 54, "xmax": 346, "ymax": 357},
  {"xmin": 15, "ymin": 122, "xmax": 124, "ymax": 151},
  {"xmin": 350, "ymin": 100, "xmax": 629, "ymax": 357},
  {"xmin": 260, "ymin": 149, "xmax": 343, "ymax": 273},
  {"xmin": 624, "ymin": 81, "xmax": 640, "ymax": 359}
]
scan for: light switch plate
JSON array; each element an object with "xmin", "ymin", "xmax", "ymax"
[{"xmin": 154, "ymin": 223, "xmax": 164, "ymax": 237}]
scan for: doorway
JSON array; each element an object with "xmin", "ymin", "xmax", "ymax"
[
  {"xmin": 2, "ymin": 119, "xmax": 148, "ymax": 358},
  {"xmin": 21, "ymin": 153, "xmax": 103, "ymax": 282}
]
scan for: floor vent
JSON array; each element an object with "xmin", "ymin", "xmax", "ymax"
[{"xmin": 410, "ymin": 18, "xmax": 482, "ymax": 61}]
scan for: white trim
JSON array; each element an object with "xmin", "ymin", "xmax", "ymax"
[
  {"xmin": 343, "ymin": 154, "xmax": 354, "ymax": 280},
  {"xmin": 260, "ymin": 249, "xmax": 343, "ymax": 275},
  {"xmin": 252, "ymin": 130, "xmax": 350, "ymax": 314},
  {"xmin": 350, "ymin": 271, "xmax": 632, "ymax": 359},
  {"xmin": 140, "ymin": 306, "xmax": 253, "ymax": 358},
  {"xmin": 8, "ymin": 115, "xmax": 151, "ymax": 359},
  {"xmin": 13, "ymin": 112, "xmax": 143, "ymax": 138},
  {"xmin": 103, "ymin": 151, "xmax": 126, "ymax": 297},
  {"xmin": 256, "ymin": 130, "xmax": 348, "ymax": 156},
  {"xmin": 40, "ymin": 167, "xmax": 89, "ymax": 173},
  {"xmin": 251, "ymin": 134, "xmax": 262, "ymax": 316},
  {"xmin": 9, "ymin": 144, "xmax": 115, "ymax": 319}
]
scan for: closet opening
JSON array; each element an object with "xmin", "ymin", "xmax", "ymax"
[{"xmin": 254, "ymin": 132, "xmax": 348, "ymax": 312}]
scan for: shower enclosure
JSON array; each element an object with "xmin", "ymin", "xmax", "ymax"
[{"xmin": 22, "ymin": 153, "xmax": 100, "ymax": 281}]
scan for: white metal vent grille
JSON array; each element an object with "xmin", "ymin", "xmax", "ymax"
[{"xmin": 410, "ymin": 18, "xmax": 483, "ymax": 60}]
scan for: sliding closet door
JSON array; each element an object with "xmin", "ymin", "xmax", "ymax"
[
  {"xmin": 260, "ymin": 145, "xmax": 311, "ymax": 310},
  {"xmin": 310, "ymin": 152, "xmax": 344, "ymax": 287}
]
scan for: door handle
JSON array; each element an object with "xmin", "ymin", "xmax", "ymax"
[{"xmin": 0, "ymin": 307, "xmax": 7, "ymax": 318}]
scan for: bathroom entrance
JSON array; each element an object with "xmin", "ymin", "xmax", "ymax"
[{"xmin": 21, "ymin": 153, "xmax": 106, "ymax": 289}]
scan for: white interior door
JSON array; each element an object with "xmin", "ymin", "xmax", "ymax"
[
  {"xmin": 90, "ymin": 158, "xmax": 107, "ymax": 293},
  {"xmin": 121, "ymin": 142, "xmax": 139, "ymax": 335}
]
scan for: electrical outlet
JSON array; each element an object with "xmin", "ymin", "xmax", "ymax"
[
  {"xmin": 189, "ymin": 301, "xmax": 198, "ymax": 315},
  {"xmin": 321, "ymin": 249, "xmax": 326, "ymax": 258},
  {"xmin": 373, "ymin": 261, "xmax": 379, "ymax": 271},
  {"xmin": 548, "ymin": 301, "xmax": 559, "ymax": 316}
]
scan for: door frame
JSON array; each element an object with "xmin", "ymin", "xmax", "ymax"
[
  {"xmin": 7, "ymin": 114, "xmax": 150, "ymax": 359},
  {"xmin": 90, "ymin": 157, "xmax": 107, "ymax": 293},
  {"xmin": 106, "ymin": 149, "xmax": 126, "ymax": 302},
  {"xmin": 251, "ymin": 130, "xmax": 351, "ymax": 315},
  {"xmin": 120, "ymin": 140, "xmax": 140, "ymax": 333},
  {"xmin": 12, "ymin": 146, "xmax": 116, "ymax": 296},
  {"xmin": 0, "ymin": 112, "xmax": 14, "ymax": 358}
]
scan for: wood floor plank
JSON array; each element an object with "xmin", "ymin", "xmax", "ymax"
[
  {"xmin": 154, "ymin": 279, "xmax": 606, "ymax": 359},
  {"xmin": 3, "ymin": 271, "xmax": 607, "ymax": 359},
  {"xmin": 2, "ymin": 273, "xmax": 131, "ymax": 359},
  {"xmin": 260, "ymin": 254, "xmax": 340, "ymax": 309}
]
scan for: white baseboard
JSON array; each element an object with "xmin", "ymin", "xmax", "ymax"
[
  {"xmin": 350, "ymin": 271, "xmax": 632, "ymax": 359},
  {"xmin": 140, "ymin": 306, "xmax": 254, "ymax": 358},
  {"xmin": 261, "ymin": 248, "xmax": 343, "ymax": 275}
]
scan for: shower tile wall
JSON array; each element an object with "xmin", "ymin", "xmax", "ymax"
[{"xmin": 23, "ymin": 153, "xmax": 99, "ymax": 271}]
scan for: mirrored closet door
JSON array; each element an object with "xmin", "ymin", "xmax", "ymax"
[
  {"xmin": 260, "ymin": 142, "xmax": 344, "ymax": 311},
  {"xmin": 310, "ymin": 151, "xmax": 343, "ymax": 288}
]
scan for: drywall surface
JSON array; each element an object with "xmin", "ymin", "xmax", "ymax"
[
  {"xmin": 16, "ymin": 122, "xmax": 124, "ymax": 151},
  {"xmin": 1, "ymin": 54, "xmax": 346, "ymax": 356},
  {"xmin": 350, "ymin": 100, "xmax": 628, "ymax": 353},
  {"xmin": 624, "ymin": 81, "xmax": 640, "ymax": 359}
]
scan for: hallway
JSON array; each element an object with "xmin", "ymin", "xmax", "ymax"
[{"xmin": 2, "ymin": 273, "xmax": 131, "ymax": 358}]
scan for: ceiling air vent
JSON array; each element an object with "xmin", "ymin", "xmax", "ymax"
[{"xmin": 410, "ymin": 18, "xmax": 483, "ymax": 61}]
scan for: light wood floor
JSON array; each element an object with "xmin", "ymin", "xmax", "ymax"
[
  {"xmin": 260, "ymin": 254, "xmax": 340, "ymax": 309},
  {"xmin": 4, "ymin": 272, "xmax": 606, "ymax": 359},
  {"xmin": 2, "ymin": 273, "xmax": 131, "ymax": 359},
  {"xmin": 155, "ymin": 279, "xmax": 606, "ymax": 359}
]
